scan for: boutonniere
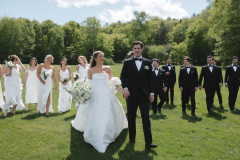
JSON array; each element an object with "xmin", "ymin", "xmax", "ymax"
[{"xmin": 144, "ymin": 66, "xmax": 150, "ymax": 70}]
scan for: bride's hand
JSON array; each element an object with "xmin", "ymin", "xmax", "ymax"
[{"xmin": 41, "ymin": 79, "xmax": 46, "ymax": 84}]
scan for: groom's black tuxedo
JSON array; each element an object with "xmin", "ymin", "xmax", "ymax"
[{"xmin": 120, "ymin": 57, "xmax": 154, "ymax": 144}]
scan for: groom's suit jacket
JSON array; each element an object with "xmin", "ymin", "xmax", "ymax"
[{"xmin": 120, "ymin": 57, "xmax": 154, "ymax": 99}]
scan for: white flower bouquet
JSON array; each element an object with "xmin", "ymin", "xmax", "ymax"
[
  {"xmin": 108, "ymin": 77, "xmax": 122, "ymax": 94},
  {"xmin": 43, "ymin": 70, "xmax": 50, "ymax": 80},
  {"xmin": 5, "ymin": 60, "xmax": 14, "ymax": 76},
  {"xmin": 61, "ymin": 76, "xmax": 68, "ymax": 82},
  {"xmin": 73, "ymin": 71, "xmax": 80, "ymax": 81},
  {"xmin": 66, "ymin": 79, "xmax": 92, "ymax": 104}
]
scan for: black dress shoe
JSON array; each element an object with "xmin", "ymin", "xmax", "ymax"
[
  {"xmin": 145, "ymin": 143, "xmax": 158, "ymax": 149},
  {"xmin": 208, "ymin": 110, "xmax": 213, "ymax": 115},
  {"xmin": 129, "ymin": 141, "xmax": 135, "ymax": 144},
  {"xmin": 220, "ymin": 105, "xmax": 224, "ymax": 109},
  {"xmin": 192, "ymin": 112, "xmax": 195, "ymax": 116}
]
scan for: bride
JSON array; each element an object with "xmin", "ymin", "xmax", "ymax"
[{"xmin": 72, "ymin": 51, "xmax": 128, "ymax": 153}]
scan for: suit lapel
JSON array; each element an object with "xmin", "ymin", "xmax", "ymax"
[{"xmin": 139, "ymin": 59, "xmax": 147, "ymax": 76}]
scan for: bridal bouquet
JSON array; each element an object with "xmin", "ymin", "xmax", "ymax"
[
  {"xmin": 73, "ymin": 71, "xmax": 80, "ymax": 81},
  {"xmin": 43, "ymin": 70, "xmax": 50, "ymax": 80},
  {"xmin": 5, "ymin": 60, "xmax": 14, "ymax": 76},
  {"xmin": 67, "ymin": 79, "xmax": 92, "ymax": 104},
  {"xmin": 108, "ymin": 77, "xmax": 122, "ymax": 94},
  {"xmin": 61, "ymin": 76, "xmax": 68, "ymax": 82}
]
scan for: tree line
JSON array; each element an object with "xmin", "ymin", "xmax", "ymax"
[{"xmin": 0, "ymin": 0, "xmax": 239, "ymax": 66}]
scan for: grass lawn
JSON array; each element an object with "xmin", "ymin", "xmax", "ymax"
[{"xmin": 0, "ymin": 64, "xmax": 240, "ymax": 160}]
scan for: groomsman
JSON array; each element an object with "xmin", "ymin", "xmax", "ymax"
[
  {"xmin": 212, "ymin": 58, "xmax": 223, "ymax": 109},
  {"xmin": 179, "ymin": 56, "xmax": 198, "ymax": 115},
  {"xmin": 162, "ymin": 57, "xmax": 176, "ymax": 105},
  {"xmin": 199, "ymin": 56, "xmax": 221, "ymax": 114},
  {"xmin": 225, "ymin": 56, "xmax": 240, "ymax": 111},
  {"xmin": 151, "ymin": 59, "xmax": 168, "ymax": 114}
]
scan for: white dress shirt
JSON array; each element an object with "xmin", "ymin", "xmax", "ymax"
[
  {"xmin": 167, "ymin": 64, "xmax": 171, "ymax": 71},
  {"xmin": 154, "ymin": 68, "xmax": 159, "ymax": 76},
  {"xmin": 232, "ymin": 64, "xmax": 237, "ymax": 72},
  {"xmin": 208, "ymin": 64, "xmax": 213, "ymax": 72},
  {"xmin": 187, "ymin": 67, "xmax": 190, "ymax": 74},
  {"xmin": 134, "ymin": 56, "xmax": 142, "ymax": 71}
]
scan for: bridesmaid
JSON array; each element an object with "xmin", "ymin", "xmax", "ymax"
[
  {"xmin": 23, "ymin": 57, "xmax": 38, "ymax": 111},
  {"xmin": 57, "ymin": 57, "xmax": 72, "ymax": 113},
  {"xmin": 75, "ymin": 56, "xmax": 89, "ymax": 109},
  {"xmin": 2, "ymin": 55, "xmax": 26, "ymax": 117},
  {"xmin": 0, "ymin": 65, "xmax": 5, "ymax": 109},
  {"xmin": 37, "ymin": 55, "xmax": 57, "ymax": 115}
]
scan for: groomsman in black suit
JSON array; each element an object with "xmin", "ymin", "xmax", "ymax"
[
  {"xmin": 162, "ymin": 57, "xmax": 176, "ymax": 105},
  {"xmin": 212, "ymin": 58, "xmax": 223, "ymax": 109},
  {"xmin": 120, "ymin": 41, "xmax": 158, "ymax": 149},
  {"xmin": 151, "ymin": 59, "xmax": 168, "ymax": 114},
  {"xmin": 179, "ymin": 56, "xmax": 198, "ymax": 115},
  {"xmin": 199, "ymin": 56, "xmax": 221, "ymax": 114},
  {"xmin": 225, "ymin": 56, "xmax": 240, "ymax": 111}
]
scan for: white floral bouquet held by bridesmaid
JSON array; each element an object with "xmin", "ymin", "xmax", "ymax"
[
  {"xmin": 66, "ymin": 79, "xmax": 92, "ymax": 104},
  {"xmin": 43, "ymin": 70, "xmax": 50, "ymax": 80},
  {"xmin": 73, "ymin": 71, "xmax": 80, "ymax": 81},
  {"xmin": 5, "ymin": 60, "xmax": 14, "ymax": 76},
  {"xmin": 60, "ymin": 76, "xmax": 68, "ymax": 82}
]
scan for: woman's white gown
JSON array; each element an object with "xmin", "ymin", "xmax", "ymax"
[
  {"xmin": 58, "ymin": 69, "xmax": 72, "ymax": 112},
  {"xmin": 25, "ymin": 69, "xmax": 38, "ymax": 104},
  {"xmin": 2, "ymin": 65, "xmax": 25, "ymax": 111},
  {"xmin": 37, "ymin": 67, "xmax": 53, "ymax": 113},
  {"xmin": 72, "ymin": 73, "xmax": 128, "ymax": 153},
  {"xmin": 0, "ymin": 80, "xmax": 5, "ymax": 108}
]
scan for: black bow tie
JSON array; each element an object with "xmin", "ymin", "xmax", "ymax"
[
  {"xmin": 208, "ymin": 65, "xmax": 212, "ymax": 67},
  {"xmin": 168, "ymin": 64, "xmax": 171, "ymax": 66},
  {"xmin": 134, "ymin": 58, "xmax": 142, "ymax": 61},
  {"xmin": 186, "ymin": 67, "xmax": 190, "ymax": 69},
  {"xmin": 233, "ymin": 65, "xmax": 237, "ymax": 67},
  {"xmin": 154, "ymin": 68, "xmax": 158, "ymax": 70}
]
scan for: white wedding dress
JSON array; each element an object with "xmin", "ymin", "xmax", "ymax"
[
  {"xmin": 37, "ymin": 67, "xmax": 53, "ymax": 113},
  {"xmin": 72, "ymin": 73, "xmax": 128, "ymax": 153},
  {"xmin": 2, "ymin": 65, "xmax": 25, "ymax": 111},
  {"xmin": 58, "ymin": 69, "xmax": 72, "ymax": 112},
  {"xmin": 25, "ymin": 69, "xmax": 38, "ymax": 104}
]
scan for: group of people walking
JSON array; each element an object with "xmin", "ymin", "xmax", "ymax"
[
  {"xmin": 1, "ymin": 40, "xmax": 240, "ymax": 153},
  {"xmin": 0, "ymin": 54, "xmax": 90, "ymax": 117},
  {"xmin": 151, "ymin": 55, "xmax": 240, "ymax": 116}
]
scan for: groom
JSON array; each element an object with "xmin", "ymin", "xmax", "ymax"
[{"xmin": 120, "ymin": 41, "xmax": 158, "ymax": 149}]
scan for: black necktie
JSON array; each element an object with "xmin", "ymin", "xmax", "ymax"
[{"xmin": 134, "ymin": 58, "xmax": 142, "ymax": 61}]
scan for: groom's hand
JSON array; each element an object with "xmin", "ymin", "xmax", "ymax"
[
  {"xmin": 123, "ymin": 88, "xmax": 130, "ymax": 99},
  {"xmin": 149, "ymin": 94, "xmax": 154, "ymax": 103}
]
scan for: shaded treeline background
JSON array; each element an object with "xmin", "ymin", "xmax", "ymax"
[{"xmin": 0, "ymin": 0, "xmax": 239, "ymax": 66}]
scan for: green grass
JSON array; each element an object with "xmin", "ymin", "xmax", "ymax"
[{"xmin": 0, "ymin": 64, "xmax": 240, "ymax": 160}]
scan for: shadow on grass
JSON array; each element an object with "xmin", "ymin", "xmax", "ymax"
[
  {"xmin": 162, "ymin": 103, "xmax": 177, "ymax": 110},
  {"xmin": 149, "ymin": 114, "xmax": 167, "ymax": 120},
  {"xmin": 212, "ymin": 105, "xmax": 227, "ymax": 113},
  {"xmin": 21, "ymin": 112, "xmax": 61, "ymax": 120},
  {"xmin": 205, "ymin": 111, "xmax": 227, "ymax": 120},
  {"xmin": 231, "ymin": 109, "xmax": 240, "ymax": 115},
  {"xmin": 181, "ymin": 113, "xmax": 202, "ymax": 123},
  {"xmin": 66, "ymin": 127, "xmax": 156, "ymax": 160},
  {"xmin": 64, "ymin": 114, "xmax": 76, "ymax": 121}
]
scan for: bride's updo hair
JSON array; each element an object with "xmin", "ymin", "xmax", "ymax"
[
  {"xmin": 44, "ymin": 54, "xmax": 54, "ymax": 63},
  {"xmin": 8, "ymin": 55, "xmax": 18, "ymax": 62},
  {"xmin": 90, "ymin": 51, "xmax": 104, "ymax": 68}
]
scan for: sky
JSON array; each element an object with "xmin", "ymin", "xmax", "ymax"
[{"xmin": 0, "ymin": 0, "xmax": 209, "ymax": 25}]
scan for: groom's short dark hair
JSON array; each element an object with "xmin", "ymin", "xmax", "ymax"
[
  {"xmin": 132, "ymin": 41, "xmax": 144, "ymax": 48},
  {"xmin": 152, "ymin": 59, "xmax": 160, "ymax": 64}
]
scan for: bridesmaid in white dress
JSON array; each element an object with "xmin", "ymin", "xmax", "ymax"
[
  {"xmin": 23, "ymin": 57, "xmax": 38, "ymax": 111},
  {"xmin": 0, "ymin": 65, "xmax": 5, "ymax": 109},
  {"xmin": 37, "ymin": 55, "xmax": 57, "ymax": 115},
  {"xmin": 57, "ymin": 57, "xmax": 72, "ymax": 113},
  {"xmin": 75, "ymin": 56, "xmax": 89, "ymax": 109},
  {"xmin": 72, "ymin": 51, "xmax": 128, "ymax": 153},
  {"xmin": 2, "ymin": 55, "xmax": 26, "ymax": 117}
]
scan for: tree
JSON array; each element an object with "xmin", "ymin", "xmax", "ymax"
[
  {"xmin": 82, "ymin": 17, "xmax": 101, "ymax": 55},
  {"xmin": 208, "ymin": 0, "xmax": 240, "ymax": 64}
]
